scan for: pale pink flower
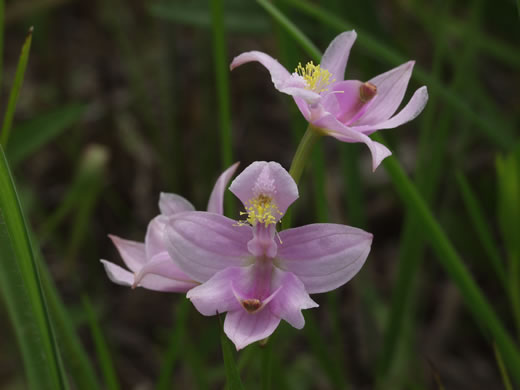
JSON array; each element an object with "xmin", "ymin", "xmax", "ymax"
[
  {"xmin": 165, "ymin": 161, "xmax": 372, "ymax": 349},
  {"xmin": 101, "ymin": 162, "xmax": 240, "ymax": 292},
  {"xmin": 230, "ymin": 31, "xmax": 428, "ymax": 171}
]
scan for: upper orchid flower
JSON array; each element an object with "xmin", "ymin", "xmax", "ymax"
[
  {"xmin": 165, "ymin": 161, "xmax": 372, "ymax": 350},
  {"xmin": 230, "ymin": 31, "xmax": 428, "ymax": 171},
  {"xmin": 101, "ymin": 162, "xmax": 239, "ymax": 292}
]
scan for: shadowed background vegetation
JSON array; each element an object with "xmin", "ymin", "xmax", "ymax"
[{"xmin": 0, "ymin": 0, "xmax": 519, "ymax": 389}]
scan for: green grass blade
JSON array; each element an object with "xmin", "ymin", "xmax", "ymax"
[
  {"xmin": 279, "ymin": 0, "xmax": 514, "ymax": 149},
  {"xmin": 256, "ymin": 0, "xmax": 320, "ymax": 61},
  {"xmin": 219, "ymin": 316, "xmax": 245, "ymax": 390},
  {"xmin": 0, "ymin": 144, "xmax": 67, "ymax": 390},
  {"xmin": 261, "ymin": 340, "xmax": 272, "ymax": 390},
  {"xmin": 38, "ymin": 252, "xmax": 101, "ymax": 390},
  {"xmin": 156, "ymin": 299, "xmax": 190, "ymax": 390},
  {"xmin": 0, "ymin": 26, "xmax": 32, "ymax": 147},
  {"xmin": 6, "ymin": 104, "xmax": 86, "ymax": 166},
  {"xmin": 455, "ymin": 171, "xmax": 507, "ymax": 286},
  {"xmin": 373, "ymin": 134, "xmax": 520, "ymax": 384},
  {"xmin": 210, "ymin": 0, "xmax": 234, "ymax": 216},
  {"xmin": 0, "ymin": 0, "xmax": 4, "ymax": 87},
  {"xmin": 82, "ymin": 295, "xmax": 121, "ymax": 390},
  {"xmin": 493, "ymin": 342, "xmax": 514, "ymax": 390}
]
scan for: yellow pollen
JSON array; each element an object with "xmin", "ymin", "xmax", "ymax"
[
  {"xmin": 239, "ymin": 194, "xmax": 282, "ymax": 227},
  {"xmin": 295, "ymin": 61, "xmax": 335, "ymax": 93}
]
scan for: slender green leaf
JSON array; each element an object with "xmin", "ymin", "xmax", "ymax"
[
  {"xmin": 210, "ymin": 0, "xmax": 234, "ymax": 216},
  {"xmin": 6, "ymin": 104, "xmax": 86, "ymax": 166},
  {"xmin": 455, "ymin": 171, "xmax": 507, "ymax": 286},
  {"xmin": 0, "ymin": 144, "xmax": 67, "ymax": 390},
  {"xmin": 156, "ymin": 299, "xmax": 190, "ymax": 390},
  {"xmin": 149, "ymin": 1, "xmax": 269, "ymax": 33},
  {"xmin": 38, "ymin": 251, "xmax": 101, "ymax": 390},
  {"xmin": 219, "ymin": 316, "xmax": 245, "ymax": 390},
  {"xmin": 0, "ymin": 0, "xmax": 4, "ymax": 88},
  {"xmin": 373, "ymin": 135, "xmax": 520, "ymax": 384},
  {"xmin": 261, "ymin": 340, "xmax": 272, "ymax": 390},
  {"xmin": 0, "ymin": 27, "xmax": 32, "ymax": 147},
  {"xmin": 279, "ymin": 0, "xmax": 514, "ymax": 149},
  {"xmin": 82, "ymin": 295, "xmax": 120, "ymax": 390},
  {"xmin": 493, "ymin": 343, "xmax": 514, "ymax": 390},
  {"xmin": 257, "ymin": 0, "xmax": 320, "ymax": 61}
]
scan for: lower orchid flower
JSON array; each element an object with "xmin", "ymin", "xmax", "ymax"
[
  {"xmin": 101, "ymin": 162, "xmax": 239, "ymax": 292},
  {"xmin": 165, "ymin": 161, "xmax": 372, "ymax": 349},
  {"xmin": 230, "ymin": 30, "xmax": 428, "ymax": 171}
]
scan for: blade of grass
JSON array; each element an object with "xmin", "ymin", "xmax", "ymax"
[
  {"xmin": 257, "ymin": 0, "xmax": 320, "ymax": 61},
  {"xmin": 82, "ymin": 295, "xmax": 120, "ymax": 390},
  {"xmin": 374, "ymin": 136, "xmax": 520, "ymax": 383},
  {"xmin": 279, "ymin": 0, "xmax": 514, "ymax": 149},
  {"xmin": 261, "ymin": 8, "xmax": 520, "ymax": 382},
  {"xmin": 210, "ymin": 0, "xmax": 234, "ymax": 216},
  {"xmin": 0, "ymin": 144, "xmax": 67, "ymax": 390},
  {"xmin": 0, "ymin": 26, "xmax": 32, "ymax": 147},
  {"xmin": 261, "ymin": 340, "xmax": 272, "ymax": 390},
  {"xmin": 6, "ymin": 104, "xmax": 86, "ymax": 166},
  {"xmin": 455, "ymin": 171, "xmax": 507, "ymax": 286},
  {"xmin": 0, "ymin": 0, "xmax": 4, "ymax": 87},
  {"xmin": 493, "ymin": 342, "xmax": 514, "ymax": 390},
  {"xmin": 38, "ymin": 250, "xmax": 101, "ymax": 390},
  {"xmin": 218, "ymin": 315, "xmax": 245, "ymax": 390},
  {"xmin": 156, "ymin": 298, "xmax": 190, "ymax": 390}
]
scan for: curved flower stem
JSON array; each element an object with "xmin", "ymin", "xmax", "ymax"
[{"xmin": 282, "ymin": 125, "xmax": 323, "ymax": 230}]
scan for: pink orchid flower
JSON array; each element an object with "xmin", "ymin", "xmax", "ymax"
[
  {"xmin": 101, "ymin": 162, "xmax": 240, "ymax": 292},
  {"xmin": 165, "ymin": 161, "xmax": 372, "ymax": 349},
  {"xmin": 230, "ymin": 31, "xmax": 428, "ymax": 171}
]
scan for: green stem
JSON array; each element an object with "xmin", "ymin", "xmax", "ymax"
[
  {"xmin": 282, "ymin": 125, "xmax": 322, "ymax": 230},
  {"xmin": 261, "ymin": 341, "xmax": 272, "ymax": 390}
]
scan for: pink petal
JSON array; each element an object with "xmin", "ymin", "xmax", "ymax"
[
  {"xmin": 187, "ymin": 266, "xmax": 248, "ymax": 316},
  {"xmin": 159, "ymin": 192, "xmax": 195, "ymax": 216},
  {"xmin": 352, "ymin": 86, "xmax": 429, "ymax": 135},
  {"xmin": 230, "ymin": 51, "xmax": 321, "ymax": 104},
  {"xmin": 144, "ymin": 215, "xmax": 167, "ymax": 260},
  {"xmin": 312, "ymin": 114, "xmax": 392, "ymax": 171},
  {"xmin": 224, "ymin": 308, "xmax": 281, "ymax": 350},
  {"xmin": 135, "ymin": 252, "xmax": 198, "ymax": 292},
  {"xmin": 230, "ymin": 51, "xmax": 292, "ymax": 91},
  {"xmin": 229, "ymin": 161, "xmax": 298, "ymax": 217},
  {"xmin": 207, "ymin": 162, "xmax": 240, "ymax": 215},
  {"xmin": 108, "ymin": 235, "xmax": 146, "ymax": 273},
  {"xmin": 269, "ymin": 269, "xmax": 318, "ymax": 329},
  {"xmin": 100, "ymin": 260, "xmax": 134, "ymax": 286},
  {"xmin": 278, "ymin": 223, "xmax": 372, "ymax": 294},
  {"xmin": 293, "ymin": 96, "xmax": 311, "ymax": 121},
  {"xmin": 320, "ymin": 30, "xmax": 357, "ymax": 82},
  {"xmin": 356, "ymin": 61, "xmax": 415, "ymax": 125},
  {"xmin": 164, "ymin": 212, "xmax": 251, "ymax": 282}
]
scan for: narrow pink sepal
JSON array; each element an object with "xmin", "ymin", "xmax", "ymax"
[
  {"xmin": 353, "ymin": 86, "xmax": 429, "ymax": 135},
  {"xmin": 224, "ymin": 308, "xmax": 281, "ymax": 350},
  {"xmin": 278, "ymin": 223, "xmax": 372, "ymax": 294},
  {"xmin": 100, "ymin": 260, "xmax": 134, "ymax": 286},
  {"xmin": 159, "ymin": 192, "xmax": 195, "ymax": 216},
  {"xmin": 108, "ymin": 235, "xmax": 146, "ymax": 273},
  {"xmin": 207, "ymin": 162, "xmax": 240, "ymax": 214},
  {"xmin": 165, "ymin": 212, "xmax": 251, "ymax": 282},
  {"xmin": 144, "ymin": 215, "xmax": 167, "ymax": 260},
  {"xmin": 312, "ymin": 114, "xmax": 392, "ymax": 171},
  {"xmin": 135, "ymin": 252, "xmax": 198, "ymax": 292},
  {"xmin": 356, "ymin": 61, "xmax": 415, "ymax": 125},
  {"xmin": 230, "ymin": 51, "xmax": 292, "ymax": 89},
  {"xmin": 320, "ymin": 30, "xmax": 357, "ymax": 82}
]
